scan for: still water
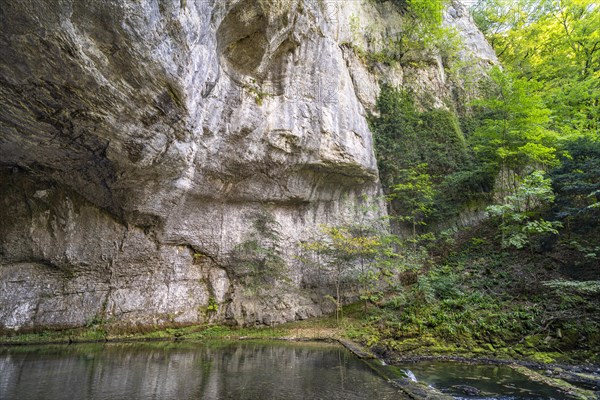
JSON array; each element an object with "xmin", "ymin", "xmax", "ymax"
[
  {"xmin": 0, "ymin": 341, "xmax": 405, "ymax": 400},
  {"xmin": 0, "ymin": 341, "xmax": 586, "ymax": 400}
]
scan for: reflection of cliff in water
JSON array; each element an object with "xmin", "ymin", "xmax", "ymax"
[{"xmin": 0, "ymin": 341, "xmax": 404, "ymax": 400}]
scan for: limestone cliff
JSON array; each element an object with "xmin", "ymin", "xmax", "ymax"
[{"xmin": 0, "ymin": 0, "xmax": 495, "ymax": 330}]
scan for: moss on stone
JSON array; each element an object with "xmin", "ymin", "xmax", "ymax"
[{"xmin": 509, "ymin": 364, "xmax": 597, "ymax": 400}]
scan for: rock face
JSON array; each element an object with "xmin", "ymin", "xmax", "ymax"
[{"xmin": 0, "ymin": 0, "xmax": 495, "ymax": 330}]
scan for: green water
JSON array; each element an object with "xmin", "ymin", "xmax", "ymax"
[
  {"xmin": 393, "ymin": 361, "xmax": 581, "ymax": 399},
  {"xmin": 0, "ymin": 341, "xmax": 405, "ymax": 400},
  {"xmin": 1, "ymin": 341, "xmax": 595, "ymax": 399}
]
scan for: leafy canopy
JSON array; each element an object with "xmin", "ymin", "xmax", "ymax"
[
  {"xmin": 473, "ymin": 0, "xmax": 600, "ymax": 136},
  {"xmin": 470, "ymin": 67, "xmax": 558, "ymax": 175}
]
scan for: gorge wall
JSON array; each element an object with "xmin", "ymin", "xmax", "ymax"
[{"xmin": 0, "ymin": 0, "xmax": 495, "ymax": 330}]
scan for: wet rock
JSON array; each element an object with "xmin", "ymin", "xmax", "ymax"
[{"xmin": 451, "ymin": 384, "xmax": 482, "ymax": 396}]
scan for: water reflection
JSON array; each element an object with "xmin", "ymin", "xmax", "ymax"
[
  {"xmin": 0, "ymin": 341, "xmax": 405, "ymax": 400},
  {"xmin": 400, "ymin": 361, "xmax": 574, "ymax": 399}
]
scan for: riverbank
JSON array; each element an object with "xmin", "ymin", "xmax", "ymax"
[
  {"xmin": 2, "ymin": 306, "xmax": 599, "ymax": 369},
  {"xmin": 2, "ymin": 318, "xmax": 599, "ymax": 400}
]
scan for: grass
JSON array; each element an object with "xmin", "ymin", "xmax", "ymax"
[
  {"xmin": 1, "ymin": 300, "xmax": 598, "ymax": 366},
  {"xmin": 0, "ymin": 308, "xmax": 344, "ymax": 346},
  {"xmin": 2, "ymin": 222, "xmax": 599, "ymax": 368}
]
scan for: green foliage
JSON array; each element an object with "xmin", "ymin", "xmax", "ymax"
[
  {"xmin": 380, "ymin": 0, "xmax": 445, "ymax": 24},
  {"xmin": 388, "ymin": 163, "xmax": 437, "ymax": 248},
  {"xmin": 307, "ymin": 223, "xmax": 395, "ymax": 320},
  {"xmin": 243, "ymin": 78, "xmax": 272, "ymax": 105},
  {"xmin": 299, "ymin": 202, "xmax": 402, "ymax": 320},
  {"xmin": 389, "ymin": 164, "xmax": 435, "ymax": 220},
  {"xmin": 374, "ymin": 262, "xmax": 543, "ymax": 344},
  {"xmin": 543, "ymin": 280, "xmax": 600, "ymax": 295},
  {"xmin": 388, "ymin": 0, "xmax": 455, "ymax": 61},
  {"xmin": 470, "ymin": 1, "xmax": 599, "ymax": 248},
  {"xmin": 541, "ymin": 277, "xmax": 600, "ymax": 341},
  {"xmin": 473, "ymin": 0, "xmax": 600, "ymax": 137},
  {"xmin": 352, "ymin": 0, "xmax": 461, "ymax": 67},
  {"xmin": 486, "ymin": 170, "xmax": 561, "ymax": 249},
  {"xmin": 550, "ymin": 136, "xmax": 600, "ymax": 227},
  {"xmin": 437, "ymin": 168, "xmax": 494, "ymax": 206},
  {"xmin": 353, "ymin": 226, "xmax": 600, "ymax": 363},
  {"xmin": 470, "ymin": 67, "xmax": 557, "ymax": 176},
  {"xmin": 206, "ymin": 297, "xmax": 218, "ymax": 313},
  {"xmin": 371, "ymin": 85, "xmax": 491, "ymax": 223},
  {"xmin": 372, "ymin": 85, "xmax": 469, "ymax": 188}
]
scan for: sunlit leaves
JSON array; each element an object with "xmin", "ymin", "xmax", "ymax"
[
  {"xmin": 471, "ymin": 67, "xmax": 557, "ymax": 174},
  {"xmin": 388, "ymin": 163, "xmax": 436, "ymax": 227},
  {"xmin": 473, "ymin": 0, "xmax": 600, "ymax": 135}
]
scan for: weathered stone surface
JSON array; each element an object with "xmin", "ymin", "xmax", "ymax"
[{"xmin": 0, "ymin": 0, "xmax": 495, "ymax": 330}]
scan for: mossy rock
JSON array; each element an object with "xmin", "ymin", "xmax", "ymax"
[
  {"xmin": 509, "ymin": 364, "xmax": 597, "ymax": 400},
  {"xmin": 528, "ymin": 352, "xmax": 558, "ymax": 364},
  {"xmin": 428, "ymin": 344, "xmax": 458, "ymax": 354},
  {"xmin": 524, "ymin": 335, "xmax": 543, "ymax": 348}
]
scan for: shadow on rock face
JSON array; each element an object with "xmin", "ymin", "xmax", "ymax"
[{"xmin": 216, "ymin": 0, "xmax": 299, "ymax": 87}]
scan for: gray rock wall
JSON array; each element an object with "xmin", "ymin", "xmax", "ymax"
[{"xmin": 0, "ymin": 0, "xmax": 495, "ymax": 330}]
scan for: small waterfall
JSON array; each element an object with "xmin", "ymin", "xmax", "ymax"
[{"xmin": 402, "ymin": 369, "xmax": 418, "ymax": 382}]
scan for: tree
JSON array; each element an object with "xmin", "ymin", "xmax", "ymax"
[
  {"xmin": 473, "ymin": 0, "xmax": 600, "ymax": 137},
  {"xmin": 299, "ymin": 208, "xmax": 399, "ymax": 321},
  {"xmin": 387, "ymin": 163, "xmax": 436, "ymax": 252},
  {"xmin": 486, "ymin": 170, "xmax": 562, "ymax": 249},
  {"xmin": 471, "ymin": 0, "xmax": 599, "ymax": 250},
  {"xmin": 328, "ymin": 226, "xmax": 379, "ymax": 319},
  {"xmin": 550, "ymin": 137, "xmax": 600, "ymax": 231},
  {"xmin": 471, "ymin": 67, "xmax": 557, "ymax": 178},
  {"xmin": 468, "ymin": 66, "xmax": 560, "ymax": 224},
  {"xmin": 301, "ymin": 225, "xmax": 374, "ymax": 322},
  {"xmin": 369, "ymin": 0, "xmax": 456, "ymax": 64}
]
